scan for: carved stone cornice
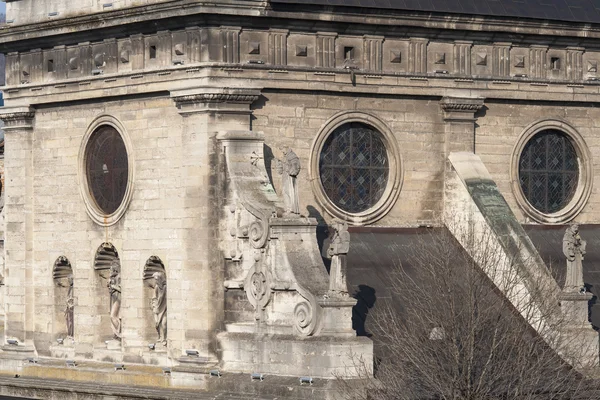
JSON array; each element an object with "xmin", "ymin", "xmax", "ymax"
[
  {"xmin": 0, "ymin": 107, "xmax": 35, "ymax": 131},
  {"xmin": 440, "ymin": 97, "xmax": 485, "ymax": 113},
  {"xmin": 171, "ymin": 88, "xmax": 262, "ymax": 115},
  {"xmin": 173, "ymin": 92, "xmax": 260, "ymax": 107}
]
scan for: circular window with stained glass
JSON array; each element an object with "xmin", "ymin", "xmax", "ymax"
[
  {"xmin": 85, "ymin": 125, "xmax": 129, "ymax": 216},
  {"xmin": 318, "ymin": 122, "xmax": 389, "ymax": 214},
  {"xmin": 518, "ymin": 129, "xmax": 579, "ymax": 214}
]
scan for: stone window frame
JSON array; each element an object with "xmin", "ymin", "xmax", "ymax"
[
  {"xmin": 510, "ymin": 119, "xmax": 592, "ymax": 225},
  {"xmin": 78, "ymin": 115, "xmax": 135, "ymax": 227},
  {"xmin": 309, "ymin": 111, "xmax": 403, "ymax": 225}
]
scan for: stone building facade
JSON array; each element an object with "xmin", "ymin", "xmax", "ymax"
[{"xmin": 0, "ymin": 0, "xmax": 600, "ymax": 397}]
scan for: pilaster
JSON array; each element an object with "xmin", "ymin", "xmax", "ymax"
[
  {"xmin": 408, "ymin": 38, "xmax": 428, "ymax": 74},
  {"xmin": 268, "ymin": 29, "xmax": 288, "ymax": 66},
  {"xmin": 529, "ymin": 45, "xmax": 548, "ymax": 79},
  {"xmin": 363, "ymin": 35, "xmax": 384, "ymax": 72},
  {"xmin": 0, "ymin": 107, "xmax": 35, "ymax": 352},
  {"xmin": 440, "ymin": 97, "xmax": 485, "ymax": 155},
  {"xmin": 169, "ymin": 88, "xmax": 260, "ymax": 364},
  {"xmin": 492, "ymin": 42, "xmax": 511, "ymax": 77},
  {"xmin": 454, "ymin": 41, "xmax": 472, "ymax": 75},
  {"xmin": 566, "ymin": 47, "xmax": 584, "ymax": 81},
  {"xmin": 316, "ymin": 32, "xmax": 337, "ymax": 68}
]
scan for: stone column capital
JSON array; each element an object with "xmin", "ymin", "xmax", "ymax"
[
  {"xmin": 171, "ymin": 87, "xmax": 262, "ymax": 115},
  {"xmin": 440, "ymin": 97, "xmax": 485, "ymax": 121},
  {"xmin": 0, "ymin": 107, "xmax": 35, "ymax": 131}
]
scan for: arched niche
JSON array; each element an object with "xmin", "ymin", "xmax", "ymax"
[
  {"xmin": 52, "ymin": 256, "xmax": 74, "ymax": 340},
  {"xmin": 93, "ymin": 243, "xmax": 121, "ymax": 343},
  {"xmin": 143, "ymin": 256, "xmax": 167, "ymax": 345},
  {"xmin": 94, "ymin": 242, "xmax": 119, "ymax": 271},
  {"xmin": 143, "ymin": 256, "xmax": 165, "ymax": 283}
]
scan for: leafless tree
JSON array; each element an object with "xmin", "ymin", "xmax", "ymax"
[{"xmin": 342, "ymin": 227, "xmax": 600, "ymax": 400}]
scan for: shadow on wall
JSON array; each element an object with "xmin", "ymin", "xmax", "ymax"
[
  {"xmin": 352, "ymin": 285, "xmax": 376, "ymax": 337},
  {"xmin": 306, "ymin": 205, "xmax": 330, "ymax": 273}
]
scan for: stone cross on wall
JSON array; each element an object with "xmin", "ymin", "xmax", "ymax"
[
  {"xmin": 327, "ymin": 220, "xmax": 350, "ymax": 295},
  {"xmin": 563, "ymin": 224, "xmax": 586, "ymax": 293}
]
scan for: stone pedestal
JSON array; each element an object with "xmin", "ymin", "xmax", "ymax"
[{"xmin": 558, "ymin": 291, "xmax": 599, "ymax": 369}]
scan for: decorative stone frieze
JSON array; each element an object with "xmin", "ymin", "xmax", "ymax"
[{"xmin": 440, "ymin": 96, "xmax": 485, "ymax": 117}]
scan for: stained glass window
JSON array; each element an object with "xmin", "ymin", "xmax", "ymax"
[
  {"xmin": 519, "ymin": 130, "xmax": 578, "ymax": 214},
  {"xmin": 319, "ymin": 122, "xmax": 389, "ymax": 213},
  {"xmin": 86, "ymin": 125, "xmax": 129, "ymax": 215}
]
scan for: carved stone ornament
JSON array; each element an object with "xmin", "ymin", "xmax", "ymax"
[
  {"xmin": 0, "ymin": 110, "xmax": 35, "ymax": 130},
  {"xmin": 243, "ymin": 202, "xmax": 271, "ymax": 249},
  {"xmin": 173, "ymin": 92, "xmax": 260, "ymax": 107},
  {"xmin": 244, "ymin": 265, "xmax": 272, "ymax": 310},
  {"xmin": 440, "ymin": 97, "xmax": 485, "ymax": 113},
  {"xmin": 94, "ymin": 242, "xmax": 119, "ymax": 271},
  {"xmin": 53, "ymin": 256, "xmax": 73, "ymax": 280},
  {"xmin": 294, "ymin": 299, "xmax": 320, "ymax": 336},
  {"xmin": 143, "ymin": 255, "xmax": 165, "ymax": 282}
]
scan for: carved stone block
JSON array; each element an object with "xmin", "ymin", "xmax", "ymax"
[
  {"xmin": 435, "ymin": 52, "xmax": 446, "ymax": 64},
  {"xmin": 390, "ymin": 49, "xmax": 401, "ymax": 63},
  {"xmin": 588, "ymin": 60, "xmax": 597, "ymax": 72},
  {"xmin": 476, "ymin": 52, "xmax": 487, "ymax": 66},
  {"xmin": 248, "ymin": 41, "xmax": 261, "ymax": 55},
  {"xmin": 515, "ymin": 55, "xmax": 525, "ymax": 68},
  {"xmin": 296, "ymin": 44, "xmax": 307, "ymax": 57}
]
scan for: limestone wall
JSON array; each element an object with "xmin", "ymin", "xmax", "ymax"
[
  {"xmin": 253, "ymin": 92, "xmax": 445, "ymax": 227},
  {"xmin": 27, "ymin": 95, "xmax": 220, "ymax": 360}
]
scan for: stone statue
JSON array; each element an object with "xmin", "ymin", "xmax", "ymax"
[
  {"xmin": 277, "ymin": 146, "xmax": 301, "ymax": 217},
  {"xmin": 108, "ymin": 260, "xmax": 122, "ymax": 340},
  {"xmin": 327, "ymin": 220, "xmax": 350, "ymax": 295},
  {"xmin": 563, "ymin": 224, "xmax": 586, "ymax": 293},
  {"xmin": 65, "ymin": 275, "xmax": 74, "ymax": 339},
  {"xmin": 151, "ymin": 271, "xmax": 167, "ymax": 345}
]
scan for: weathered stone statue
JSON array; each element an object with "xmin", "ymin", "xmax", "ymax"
[
  {"xmin": 151, "ymin": 271, "xmax": 167, "ymax": 345},
  {"xmin": 278, "ymin": 146, "xmax": 301, "ymax": 217},
  {"xmin": 563, "ymin": 224, "xmax": 587, "ymax": 293},
  {"xmin": 108, "ymin": 260, "xmax": 122, "ymax": 340},
  {"xmin": 327, "ymin": 220, "xmax": 350, "ymax": 295},
  {"xmin": 65, "ymin": 275, "xmax": 74, "ymax": 339}
]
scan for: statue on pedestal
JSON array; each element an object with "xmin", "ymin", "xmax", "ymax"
[
  {"xmin": 65, "ymin": 275, "xmax": 74, "ymax": 339},
  {"xmin": 277, "ymin": 146, "xmax": 301, "ymax": 217},
  {"xmin": 108, "ymin": 260, "xmax": 122, "ymax": 340},
  {"xmin": 563, "ymin": 224, "xmax": 587, "ymax": 293},
  {"xmin": 151, "ymin": 271, "xmax": 167, "ymax": 346},
  {"xmin": 327, "ymin": 220, "xmax": 350, "ymax": 295}
]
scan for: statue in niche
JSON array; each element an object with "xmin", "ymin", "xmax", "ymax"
[
  {"xmin": 563, "ymin": 224, "xmax": 587, "ymax": 293},
  {"xmin": 327, "ymin": 220, "xmax": 350, "ymax": 295},
  {"xmin": 277, "ymin": 146, "xmax": 301, "ymax": 217},
  {"xmin": 108, "ymin": 260, "xmax": 122, "ymax": 340},
  {"xmin": 65, "ymin": 275, "xmax": 74, "ymax": 339},
  {"xmin": 150, "ymin": 271, "xmax": 167, "ymax": 346}
]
